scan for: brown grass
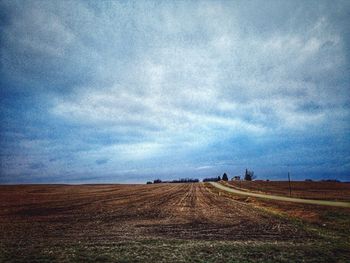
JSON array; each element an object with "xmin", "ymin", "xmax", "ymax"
[{"xmin": 228, "ymin": 180, "xmax": 350, "ymax": 200}]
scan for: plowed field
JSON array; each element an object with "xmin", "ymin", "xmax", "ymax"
[{"xmin": 1, "ymin": 183, "xmax": 349, "ymax": 262}]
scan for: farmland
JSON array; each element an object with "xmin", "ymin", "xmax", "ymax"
[
  {"xmin": 1, "ymin": 182, "xmax": 350, "ymax": 262},
  {"xmin": 227, "ymin": 180, "xmax": 350, "ymax": 200}
]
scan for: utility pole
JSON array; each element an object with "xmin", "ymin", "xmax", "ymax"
[{"xmin": 288, "ymin": 171, "xmax": 292, "ymax": 197}]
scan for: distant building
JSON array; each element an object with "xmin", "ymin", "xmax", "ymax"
[{"xmin": 232, "ymin": 176, "xmax": 241, "ymax": 181}]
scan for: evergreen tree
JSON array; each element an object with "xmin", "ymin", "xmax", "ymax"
[
  {"xmin": 244, "ymin": 169, "xmax": 255, "ymax": 181},
  {"xmin": 222, "ymin": 173, "xmax": 228, "ymax": 181}
]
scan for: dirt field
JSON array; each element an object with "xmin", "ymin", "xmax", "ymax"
[
  {"xmin": 1, "ymin": 183, "xmax": 349, "ymax": 262},
  {"xmin": 228, "ymin": 180, "xmax": 350, "ymax": 200}
]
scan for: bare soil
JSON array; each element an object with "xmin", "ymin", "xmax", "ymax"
[
  {"xmin": 0, "ymin": 183, "xmax": 349, "ymax": 262},
  {"xmin": 0, "ymin": 183, "xmax": 308, "ymax": 242}
]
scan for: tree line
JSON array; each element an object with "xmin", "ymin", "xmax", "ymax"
[
  {"xmin": 147, "ymin": 169, "xmax": 256, "ymax": 184},
  {"xmin": 147, "ymin": 178, "xmax": 200, "ymax": 184}
]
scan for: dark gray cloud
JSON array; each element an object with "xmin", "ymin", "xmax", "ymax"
[
  {"xmin": 95, "ymin": 159, "xmax": 109, "ymax": 165},
  {"xmin": 0, "ymin": 0, "xmax": 349, "ymax": 183},
  {"xmin": 29, "ymin": 162, "xmax": 46, "ymax": 170}
]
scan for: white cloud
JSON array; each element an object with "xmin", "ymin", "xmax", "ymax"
[
  {"xmin": 47, "ymin": 5, "xmax": 347, "ymax": 162},
  {"xmin": 77, "ymin": 142, "xmax": 163, "ymax": 161},
  {"xmin": 196, "ymin": 165, "xmax": 214, "ymax": 170},
  {"xmin": 1, "ymin": 0, "xmax": 349, "ymax": 181}
]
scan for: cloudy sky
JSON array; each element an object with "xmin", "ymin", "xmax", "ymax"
[{"xmin": 1, "ymin": 0, "xmax": 349, "ymax": 183}]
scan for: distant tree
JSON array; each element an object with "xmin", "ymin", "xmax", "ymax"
[
  {"xmin": 222, "ymin": 173, "xmax": 228, "ymax": 181},
  {"xmin": 320, "ymin": 179, "xmax": 340, "ymax": 183},
  {"xmin": 153, "ymin": 179, "xmax": 162, "ymax": 184},
  {"xmin": 217, "ymin": 176, "xmax": 221, "ymax": 181},
  {"xmin": 203, "ymin": 177, "xmax": 220, "ymax": 182},
  {"xmin": 244, "ymin": 169, "xmax": 256, "ymax": 181},
  {"xmin": 150, "ymin": 178, "xmax": 199, "ymax": 184},
  {"xmin": 170, "ymin": 178, "xmax": 199, "ymax": 183}
]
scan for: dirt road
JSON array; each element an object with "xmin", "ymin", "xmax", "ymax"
[{"xmin": 210, "ymin": 182, "xmax": 350, "ymax": 208}]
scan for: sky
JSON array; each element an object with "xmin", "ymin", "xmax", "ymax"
[{"xmin": 0, "ymin": 0, "xmax": 350, "ymax": 183}]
